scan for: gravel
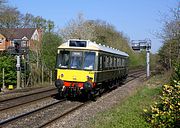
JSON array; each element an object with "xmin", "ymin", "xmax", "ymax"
[
  {"xmin": 47, "ymin": 75, "xmax": 146, "ymax": 128},
  {"xmin": 0, "ymin": 97, "xmax": 58, "ymax": 121},
  {"xmin": 0, "ymin": 86, "xmax": 55, "ymax": 101}
]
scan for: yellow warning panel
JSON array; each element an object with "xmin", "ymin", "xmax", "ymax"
[{"xmin": 8, "ymin": 85, "xmax": 14, "ymax": 90}]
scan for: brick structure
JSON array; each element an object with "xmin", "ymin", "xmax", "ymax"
[{"xmin": 0, "ymin": 28, "xmax": 42, "ymax": 52}]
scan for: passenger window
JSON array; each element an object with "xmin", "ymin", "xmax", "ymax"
[
  {"xmin": 110, "ymin": 57, "xmax": 112, "ymax": 68},
  {"xmin": 122, "ymin": 59, "xmax": 125, "ymax": 66},
  {"xmin": 105, "ymin": 56, "xmax": 108, "ymax": 68},
  {"xmin": 120, "ymin": 58, "xmax": 121, "ymax": 67},
  {"xmin": 99, "ymin": 56, "xmax": 103, "ymax": 70},
  {"xmin": 114, "ymin": 58, "xmax": 116, "ymax": 68},
  {"xmin": 117, "ymin": 58, "xmax": 119, "ymax": 67}
]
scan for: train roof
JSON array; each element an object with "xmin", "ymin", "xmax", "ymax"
[{"xmin": 58, "ymin": 39, "xmax": 129, "ymax": 57}]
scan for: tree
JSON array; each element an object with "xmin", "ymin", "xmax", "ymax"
[
  {"xmin": 21, "ymin": 13, "xmax": 35, "ymax": 28},
  {"xmin": 41, "ymin": 32, "xmax": 62, "ymax": 70},
  {"xmin": 0, "ymin": 0, "xmax": 7, "ymax": 13},
  {"xmin": 0, "ymin": 6, "xmax": 22, "ymax": 28},
  {"xmin": 46, "ymin": 20, "xmax": 55, "ymax": 33},
  {"xmin": 22, "ymin": 14, "xmax": 55, "ymax": 32},
  {"xmin": 59, "ymin": 13, "xmax": 95, "ymax": 41},
  {"xmin": 158, "ymin": 3, "xmax": 180, "ymax": 70}
]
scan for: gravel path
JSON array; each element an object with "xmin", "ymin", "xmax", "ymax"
[{"xmin": 47, "ymin": 75, "xmax": 146, "ymax": 128}]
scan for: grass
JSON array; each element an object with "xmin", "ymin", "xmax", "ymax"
[{"xmin": 86, "ymin": 74, "xmax": 166, "ymax": 128}]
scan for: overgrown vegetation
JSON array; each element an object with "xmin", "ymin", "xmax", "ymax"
[
  {"xmin": 0, "ymin": 53, "xmax": 16, "ymax": 87},
  {"xmin": 144, "ymin": 63, "xmax": 180, "ymax": 128},
  {"xmin": 85, "ymin": 77, "xmax": 163, "ymax": 128},
  {"xmin": 143, "ymin": 4, "xmax": 180, "ymax": 127},
  {"xmin": 157, "ymin": 3, "xmax": 180, "ymax": 71}
]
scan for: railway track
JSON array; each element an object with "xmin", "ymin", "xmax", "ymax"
[
  {"xmin": 0, "ymin": 69, "xmax": 146, "ymax": 128},
  {"xmin": 0, "ymin": 88, "xmax": 57, "ymax": 111},
  {"xmin": 40, "ymin": 70, "xmax": 147, "ymax": 128}
]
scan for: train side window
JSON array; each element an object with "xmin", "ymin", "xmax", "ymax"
[
  {"xmin": 110, "ymin": 57, "xmax": 112, "ymax": 69},
  {"xmin": 107, "ymin": 56, "xmax": 110, "ymax": 68},
  {"xmin": 116, "ymin": 58, "xmax": 118, "ymax": 67},
  {"xmin": 103, "ymin": 55, "xmax": 106, "ymax": 69},
  {"xmin": 99, "ymin": 55, "xmax": 103, "ymax": 70},
  {"xmin": 105, "ymin": 56, "xmax": 108, "ymax": 68},
  {"xmin": 114, "ymin": 57, "xmax": 117, "ymax": 68},
  {"xmin": 119, "ymin": 58, "xmax": 121, "ymax": 67},
  {"xmin": 117, "ymin": 58, "xmax": 119, "ymax": 67},
  {"xmin": 122, "ymin": 58, "xmax": 125, "ymax": 67},
  {"xmin": 120, "ymin": 58, "xmax": 122, "ymax": 67}
]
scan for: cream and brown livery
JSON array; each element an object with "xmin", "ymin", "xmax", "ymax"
[{"xmin": 55, "ymin": 39, "xmax": 129, "ymax": 99}]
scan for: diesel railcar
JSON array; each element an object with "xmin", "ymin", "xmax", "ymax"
[{"xmin": 55, "ymin": 39, "xmax": 129, "ymax": 98}]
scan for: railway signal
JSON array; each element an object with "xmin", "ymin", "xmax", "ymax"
[
  {"xmin": 14, "ymin": 42, "xmax": 20, "ymax": 53},
  {"xmin": 131, "ymin": 39, "xmax": 151, "ymax": 78}
]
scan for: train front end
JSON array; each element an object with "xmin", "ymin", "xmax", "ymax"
[{"xmin": 55, "ymin": 40, "xmax": 97, "ymax": 98}]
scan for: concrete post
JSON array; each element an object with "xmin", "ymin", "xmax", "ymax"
[
  {"xmin": 146, "ymin": 50, "xmax": 150, "ymax": 78},
  {"xmin": 16, "ymin": 55, "xmax": 21, "ymax": 89},
  {"xmin": 2, "ymin": 68, "xmax": 5, "ymax": 89}
]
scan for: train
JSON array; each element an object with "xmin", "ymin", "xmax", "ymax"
[{"xmin": 55, "ymin": 39, "xmax": 129, "ymax": 99}]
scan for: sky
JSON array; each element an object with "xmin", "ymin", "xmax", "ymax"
[{"xmin": 8, "ymin": 0, "xmax": 179, "ymax": 53}]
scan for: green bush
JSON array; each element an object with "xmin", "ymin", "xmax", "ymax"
[
  {"xmin": 144, "ymin": 81, "xmax": 180, "ymax": 128},
  {"xmin": 0, "ymin": 55, "xmax": 16, "ymax": 87},
  {"xmin": 170, "ymin": 62, "xmax": 180, "ymax": 84}
]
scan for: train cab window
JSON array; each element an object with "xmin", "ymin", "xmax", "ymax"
[
  {"xmin": 69, "ymin": 40, "xmax": 87, "ymax": 47},
  {"xmin": 83, "ymin": 52, "xmax": 95, "ymax": 70},
  {"xmin": 70, "ymin": 51, "xmax": 83, "ymax": 69},
  {"xmin": 56, "ymin": 51, "xmax": 70, "ymax": 68}
]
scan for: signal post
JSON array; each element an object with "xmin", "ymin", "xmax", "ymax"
[
  {"xmin": 16, "ymin": 55, "xmax": 21, "ymax": 89},
  {"xmin": 131, "ymin": 39, "xmax": 151, "ymax": 78},
  {"xmin": 9, "ymin": 39, "xmax": 29, "ymax": 89}
]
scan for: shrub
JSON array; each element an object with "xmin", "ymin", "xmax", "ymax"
[
  {"xmin": 0, "ymin": 55, "xmax": 16, "ymax": 87},
  {"xmin": 144, "ymin": 81, "xmax": 180, "ymax": 128},
  {"xmin": 170, "ymin": 62, "xmax": 180, "ymax": 84}
]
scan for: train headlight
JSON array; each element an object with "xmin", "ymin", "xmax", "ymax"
[
  {"xmin": 61, "ymin": 73, "xmax": 64, "ymax": 78},
  {"xmin": 86, "ymin": 76, "xmax": 93, "ymax": 80}
]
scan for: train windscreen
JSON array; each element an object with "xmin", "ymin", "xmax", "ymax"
[
  {"xmin": 70, "ymin": 51, "xmax": 83, "ymax": 69},
  {"xmin": 83, "ymin": 52, "xmax": 95, "ymax": 70},
  {"xmin": 56, "ymin": 51, "xmax": 95, "ymax": 70},
  {"xmin": 56, "ymin": 51, "xmax": 70, "ymax": 68}
]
